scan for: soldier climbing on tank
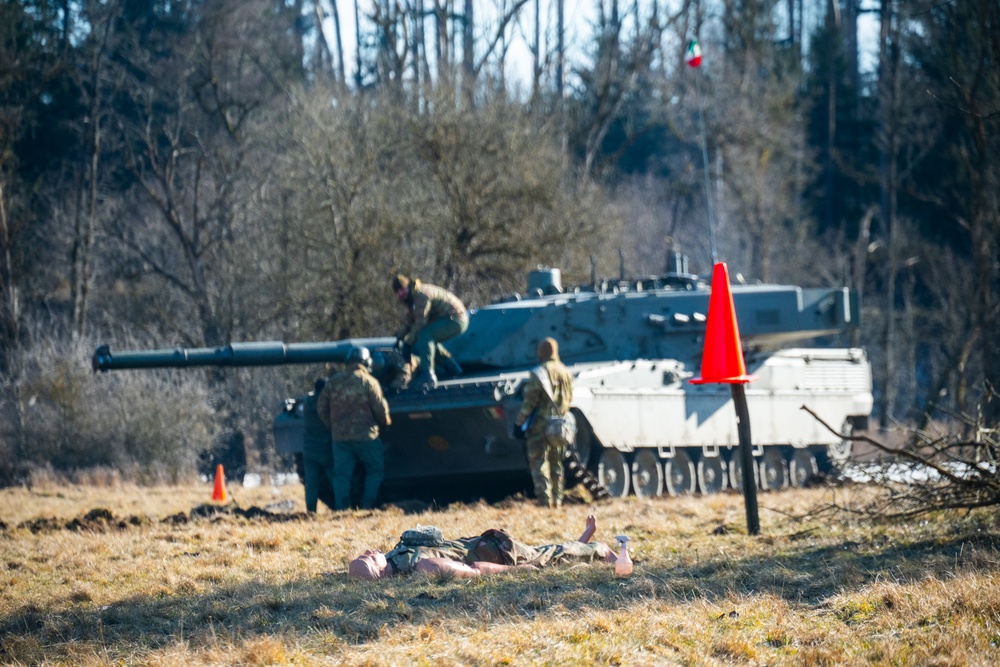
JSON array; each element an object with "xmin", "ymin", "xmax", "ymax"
[
  {"xmin": 391, "ymin": 273, "xmax": 468, "ymax": 389},
  {"xmin": 515, "ymin": 337, "xmax": 575, "ymax": 508},
  {"xmin": 301, "ymin": 377, "xmax": 337, "ymax": 513},
  {"xmin": 317, "ymin": 346, "xmax": 391, "ymax": 510}
]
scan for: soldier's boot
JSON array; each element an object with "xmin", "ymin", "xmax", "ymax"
[
  {"xmin": 390, "ymin": 359, "xmax": 415, "ymax": 392},
  {"xmin": 411, "ymin": 368, "xmax": 437, "ymax": 389},
  {"xmin": 438, "ymin": 352, "xmax": 463, "ymax": 378}
]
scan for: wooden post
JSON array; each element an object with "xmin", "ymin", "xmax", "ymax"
[{"xmin": 731, "ymin": 384, "xmax": 759, "ymax": 535}]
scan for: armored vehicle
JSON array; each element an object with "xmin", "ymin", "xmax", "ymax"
[{"xmin": 92, "ymin": 256, "xmax": 873, "ymax": 500}]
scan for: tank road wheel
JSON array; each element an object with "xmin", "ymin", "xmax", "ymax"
[
  {"xmin": 760, "ymin": 449, "xmax": 789, "ymax": 491},
  {"xmin": 597, "ymin": 449, "xmax": 631, "ymax": 498},
  {"xmin": 664, "ymin": 450, "xmax": 696, "ymax": 496},
  {"xmin": 788, "ymin": 449, "xmax": 819, "ymax": 488},
  {"xmin": 631, "ymin": 450, "xmax": 664, "ymax": 498},
  {"xmin": 697, "ymin": 456, "xmax": 728, "ymax": 494},
  {"xmin": 728, "ymin": 453, "xmax": 760, "ymax": 491}
]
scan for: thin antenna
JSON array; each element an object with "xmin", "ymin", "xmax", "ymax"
[
  {"xmin": 693, "ymin": 54, "xmax": 718, "ymax": 265},
  {"xmin": 619, "ymin": 248, "xmax": 625, "ymax": 280}
]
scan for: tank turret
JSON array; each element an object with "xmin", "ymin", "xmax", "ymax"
[{"xmin": 448, "ymin": 273, "xmax": 858, "ymax": 372}]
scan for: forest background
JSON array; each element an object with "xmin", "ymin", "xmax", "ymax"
[{"xmin": 0, "ymin": 0, "xmax": 997, "ymax": 485}]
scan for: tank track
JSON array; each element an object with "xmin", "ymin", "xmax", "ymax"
[{"xmin": 564, "ymin": 447, "xmax": 611, "ymax": 501}]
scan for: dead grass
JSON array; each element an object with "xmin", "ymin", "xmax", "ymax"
[{"xmin": 1, "ymin": 482, "xmax": 999, "ymax": 666}]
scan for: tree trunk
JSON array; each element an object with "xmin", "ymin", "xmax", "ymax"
[
  {"xmin": 877, "ymin": 0, "xmax": 899, "ymax": 427},
  {"xmin": 531, "ymin": 0, "xmax": 541, "ymax": 102},
  {"xmin": 355, "ymin": 0, "xmax": 363, "ymax": 88},
  {"xmin": 823, "ymin": 0, "xmax": 839, "ymax": 232},
  {"xmin": 462, "ymin": 0, "xmax": 474, "ymax": 105},
  {"xmin": 435, "ymin": 0, "xmax": 451, "ymax": 88},
  {"xmin": 415, "ymin": 0, "xmax": 427, "ymax": 105},
  {"xmin": 557, "ymin": 0, "xmax": 566, "ymax": 158},
  {"xmin": 0, "ymin": 182, "xmax": 22, "ymax": 375},
  {"xmin": 71, "ymin": 4, "xmax": 117, "ymax": 342},
  {"xmin": 330, "ymin": 0, "xmax": 347, "ymax": 85}
]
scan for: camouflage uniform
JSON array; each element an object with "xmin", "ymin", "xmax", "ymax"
[
  {"xmin": 397, "ymin": 279, "xmax": 468, "ymax": 381},
  {"xmin": 383, "ymin": 528, "xmax": 610, "ymax": 576},
  {"xmin": 317, "ymin": 362, "xmax": 391, "ymax": 510},
  {"xmin": 301, "ymin": 387, "xmax": 336, "ymax": 513},
  {"xmin": 383, "ymin": 538, "xmax": 475, "ymax": 575},
  {"xmin": 516, "ymin": 338, "xmax": 574, "ymax": 508}
]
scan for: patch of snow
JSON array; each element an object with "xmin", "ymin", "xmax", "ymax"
[
  {"xmin": 242, "ymin": 472, "xmax": 300, "ymax": 488},
  {"xmin": 843, "ymin": 461, "xmax": 996, "ymax": 484}
]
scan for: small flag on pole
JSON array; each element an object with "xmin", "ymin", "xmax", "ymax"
[{"xmin": 686, "ymin": 39, "xmax": 702, "ymax": 68}]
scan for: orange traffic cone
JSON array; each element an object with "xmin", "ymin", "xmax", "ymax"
[
  {"xmin": 212, "ymin": 464, "xmax": 227, "ymax": 502},
  {"xmin": 690, "ymin": 262, "xmax": 758, "ymax": 385}
]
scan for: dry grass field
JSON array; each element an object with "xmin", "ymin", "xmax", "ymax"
[{"xmin": 1, "ymin": 479, "xmax": 999, "ymax": 666}]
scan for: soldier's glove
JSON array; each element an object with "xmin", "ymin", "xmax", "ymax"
[{"xmin": 399, "ymin": 342, "xmax": 412, "ymax": 362}]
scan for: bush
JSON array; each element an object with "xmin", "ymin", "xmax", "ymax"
[{"xmin": 0, "ymin": 335, "xmax": 219, "ymax": 485}]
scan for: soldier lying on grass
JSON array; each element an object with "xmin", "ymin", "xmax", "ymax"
[{"xmin": 348, "ymin": 515, "xmax": 618, "ymax": 580}]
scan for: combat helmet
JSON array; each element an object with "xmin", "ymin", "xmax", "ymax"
[{"xmin": 345, "ymin": 346, "xmax": 372, "ymax": 370}]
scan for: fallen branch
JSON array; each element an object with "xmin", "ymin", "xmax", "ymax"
[{"xmin": 800, "ymin": 404, "xmax": 1000, "ymax": 517}]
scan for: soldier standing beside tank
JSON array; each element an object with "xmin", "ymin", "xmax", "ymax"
[
  {"xmin": 302, "ymin": 377, "xmax": 338, "ymax": 513},
  {"xmin": 317, "ymin": 347, "xmax": 392, "ymax": 510},
  {"xmin": 392, "ymin": 274, "xmax": 468, "ymax": 388},
  {"xmin": 515, "ymin": 337, "xmax": 575, "ymax": 508}
]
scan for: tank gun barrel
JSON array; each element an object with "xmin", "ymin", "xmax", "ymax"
[{"xmin": 92, "ymin": 338, "xmax": 395, "ymax": 372}]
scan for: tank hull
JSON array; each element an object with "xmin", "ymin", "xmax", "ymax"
[
  {"xmin": 274, "ymin": 348, "xmax": 872, "ymax": 500},
  {"xmin": 275, "ymin": 371, "xmax": 539, "ymax": 501}
]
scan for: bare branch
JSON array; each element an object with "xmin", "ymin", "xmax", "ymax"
[{"xmin": 802, "ymin": 404, "xmax": 1000, "ymax": 519}]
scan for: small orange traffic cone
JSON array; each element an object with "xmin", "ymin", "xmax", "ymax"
[
  {"xmin": 690, "ymin": 262, "xmax": 758, "ymax": 385},
  {"xmin": 212, "ymin": 464, "xmax": 227, "ymax": 502}
]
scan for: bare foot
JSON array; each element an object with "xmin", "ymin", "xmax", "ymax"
[{"xmin": 578, "ymin": 514, "xmax": 597, "ymax": 543}]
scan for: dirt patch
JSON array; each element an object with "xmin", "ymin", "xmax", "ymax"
[
  {"xmin": 18, "ymin": 516, "xmax": 67, "ymax": 534},
  {"xmin": 189, "ymin": 502, "xmax": 311, "ymax": 522},
  {"xmin": 64, "ymin": 507, "xmax": 147, "ymax": 532},
  {"xmin": 12, "ymin": 503, "xmax": 310, "ymax": 534}
]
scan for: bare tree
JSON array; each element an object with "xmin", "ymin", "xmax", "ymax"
[
  {"xmin": 874, "ymin": 0, "xmax": 902, "ymax": 426},
  {"xmin": 404, "ymin": 91, "xmax": 612, "ymax": 295},
  {"xmin": 264, "ymin": 85, "xmax": 614, "ymax": 331},
  {"xmin": 69, "ymin": 0, "xmax": 123, "ymax": 342},
  {"xmin": 462, "ymin": 0, "xmax": 475, "ymax": 102},
  {"xmin": 371, "ymin": 0, "xmax": 409, "ymax": 91},
  {"xmin": 86, "ymin": 0, "xmax": 315, "ymax": 476},
  {"xmin": 316, "ymin": 0, "xmax": 348, "ymax": 85},
  {"xmin": 0, "ymin": 1, "xmax": 55, "ymax": 481},
  {"xmin": 0, "ymin": 180, "xmax": 21, "ymax": 376},
  {"xmin": 255, "ymin": 88, "xmax": 419, "ymax": 340},
  {"xmin": 701, "ymin": 0, "xmax": 814, "ymax": 281},
  {"xmin": 574, "ymin": 1, "xmax": 693, "ymax": 181},
  {"xmin": 866, "ymin": 0, "xmax": 1000, "ymax": 426},
  {"xmin": 557, "ymin": 0, "xmax": 566, "ymax": 154},
  {"xmin": 361, "ymin": 0, "xmax": 530, "ymax": 105},
  {"xmin": 935, "ymin": 1, "xmax": 1000, "ymax": 426},
  {"xmin": 433, "ymin": 0, "xmax": 453, "ymax": 88},
  {"xmin": 106, "ymin": 1, "xmax": 302, "ymax": 347}
]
